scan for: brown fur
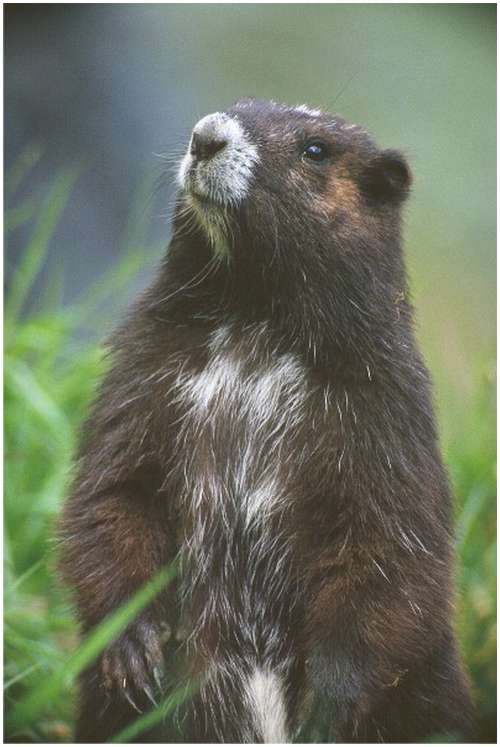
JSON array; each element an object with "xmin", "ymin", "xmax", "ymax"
[{"xmin": 59, "ymin": 99, "xmax": 475, "ymax": 743}]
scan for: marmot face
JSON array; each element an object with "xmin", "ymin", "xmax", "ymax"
[{"xmin": 176, "ymin": 98, "xmax": 412, "ymax": 267}]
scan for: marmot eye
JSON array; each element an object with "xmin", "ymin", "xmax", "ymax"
[{"xmin": 303, "ymin": 142, "xmax": 328, "ymax": 162}]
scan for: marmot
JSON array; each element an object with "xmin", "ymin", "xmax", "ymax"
[{"xmin": 59, "ymin": 98, "xmax": 474, "ymax": 743}]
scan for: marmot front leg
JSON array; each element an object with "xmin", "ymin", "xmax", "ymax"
[{"xmin": 59, "ymin": 467, "xmax": 179, "ymax": 741}]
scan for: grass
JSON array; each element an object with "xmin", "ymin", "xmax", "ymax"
[{"xmin": 4, "ymin": 163, "xmax": 496, "ymax": 742}]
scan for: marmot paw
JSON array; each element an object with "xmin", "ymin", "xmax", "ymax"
[{"xmin": 101, "ymin": 617, "xmax": 170, "ymax": 712}]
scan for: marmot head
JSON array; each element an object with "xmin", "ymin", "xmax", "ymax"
[
  {"xmin": 176, "ymin": 98, "xmax": 411, "ymax": 265},
  {"xmin": 173, "ymin": 99, "xmax": 413, "ymax": 361}
]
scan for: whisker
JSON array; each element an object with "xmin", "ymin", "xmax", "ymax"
[{"xmin": 153, "ymin": 252, "xmax": 219, "ymax": 307}]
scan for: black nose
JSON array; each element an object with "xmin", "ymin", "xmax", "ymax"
[{"xmin": 190, "ymin": 132, "xmax": 227, "ymax": 161}]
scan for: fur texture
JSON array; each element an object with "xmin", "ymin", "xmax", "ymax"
[{"xmin": 59, "ymin": 98, "xmax": 474, "ymax": 742}]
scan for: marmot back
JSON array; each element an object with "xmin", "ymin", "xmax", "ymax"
[{"xmin": 59, "ymin": 98, "xmax": 474, "ymax": 743}]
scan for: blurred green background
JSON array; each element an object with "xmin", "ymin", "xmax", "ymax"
[{"xmin": 5, "ymin": 4, "xmax": 496, "ymax": 742}]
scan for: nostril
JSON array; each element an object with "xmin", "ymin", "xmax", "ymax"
[{"xmin": 191, "ymin": 133, "xmax": 227, "ymax": 161}]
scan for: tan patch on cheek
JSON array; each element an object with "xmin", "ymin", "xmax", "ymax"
[
  {"xmin": 329, "ymin": 176, "xmax": 362, "ymax": 218},
  {"xmin": 326, "ymin": 163, "xmax": 362, "ymax": 216},
  {"xmin": 318, "ymin": 157, "xmax": 378, "ymax": 240}
]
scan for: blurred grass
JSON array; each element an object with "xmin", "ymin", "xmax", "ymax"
[
  {"xmin": 4, "ymin": 159, "xmax": 186, "ymax": 742},
  {"xmin": 4, "ymin": 164, "xmax": 496, "ymax": 742}
]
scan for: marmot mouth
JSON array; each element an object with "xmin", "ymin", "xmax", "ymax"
[{"xmin": 184, "ymin": 189, "xmax": 235, "ymax": 260}]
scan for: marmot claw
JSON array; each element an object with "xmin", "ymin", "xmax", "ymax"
[{"xmin": 101, "ymin": 617, "xmax": 165, "ymax": 710}]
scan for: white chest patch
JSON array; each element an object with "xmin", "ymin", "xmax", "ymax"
[
  {"xmin": 176, "ymin": 326, "xmax": 308, "ymax": 524},
  {"xmin": 183, "ymin": 353, "xmax": 243, "ymax": 412},
  {"xmin": 180, "ymin": 343, "xmax": 306, "ymax": 428}
]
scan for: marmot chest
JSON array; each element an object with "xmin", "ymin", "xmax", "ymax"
[{"xmin": 174, "ymin": 323, "xmax": 331, "ymax": 525}]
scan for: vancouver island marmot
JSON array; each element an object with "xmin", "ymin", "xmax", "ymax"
[{"xmin": 60, "ymin": 98, "xmax": 474, "ymax": 743}]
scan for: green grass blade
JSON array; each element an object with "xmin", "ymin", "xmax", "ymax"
[
  {"xmin": 5, "ymin": 196, "xmax": 41, "ymax": 233},
  {"xmin": 4, "ymin": 359, "xmax": 72, "ymax": 443},
  {"xmin": 4, "ymin": 664, "xmax": 42, "ymax": 692},
  {"xmin": 8, "ymin": 561, "xmax": 177, "ymax": 727},
  {"xmin": 110, "ymin": 680, "xmax": 198, "ymax": 743},
  {"xmin": 6, "ymin": 143, "xmax": 45, "ymax": 197},
  {"xmin": 5, "ymin": 165, "xmax": 80, "ymax": 323},
  {"xmin": 6, "ymin": 559, "xmax": 45, "ymax": 595},
  {"xmin": 66, "ymin": 243, "xmax": 161, "ymax": 327}
]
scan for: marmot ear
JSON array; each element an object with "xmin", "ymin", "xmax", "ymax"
[{"xmin": 361, "ymin": 150, "xmax": 412, "ymax": 204}]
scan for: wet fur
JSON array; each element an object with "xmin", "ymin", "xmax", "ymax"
[{"xmin": 59, "ymin": 99, "xmax": 474, "ymax": 742}]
